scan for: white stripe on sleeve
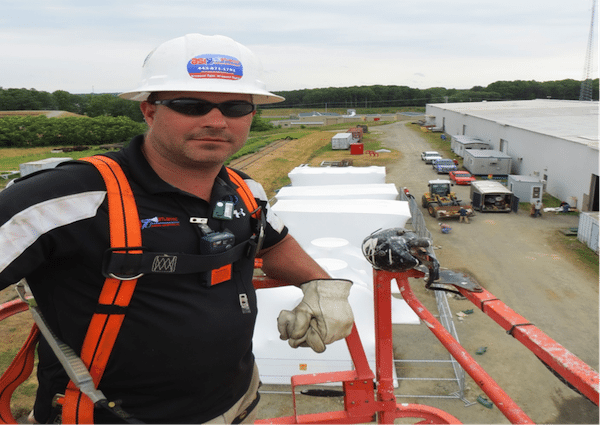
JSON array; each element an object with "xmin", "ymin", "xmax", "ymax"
[{"xmin": 0, "ymin": 191, "xmax": 106, "ymax": 272}]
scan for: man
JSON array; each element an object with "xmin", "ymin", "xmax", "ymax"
[
  {"xmin": 533, "ymin": 199, "xmax": 543, "ymax": 218},
  {"xmin": 0, "ymin": 34, "xmax": 353, "ymax": 423},
  {"xmin": 459, "ymin": 206, "xmax": 469, "ymax": 223}
]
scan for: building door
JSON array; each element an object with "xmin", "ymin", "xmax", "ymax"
[
  {"xmin": 472, "ymin": 192, "xmax": 482, "ymax": 211},
  {"xmin": 590, "ymin": 174, "xmax": 599, "ymax": 211}
]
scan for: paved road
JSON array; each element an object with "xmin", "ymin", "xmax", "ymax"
[{"xmin": 374, "ymin": 121, "xmax": 599, "ymax": 424}]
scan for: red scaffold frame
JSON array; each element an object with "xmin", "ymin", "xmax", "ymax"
[
  {"xmin": 1, "ymin": 268, "xmax": 598, "ymax": 424},
  {"xmin": 253, "ymin": 268, "xmax": 599, "ymax": 424}
]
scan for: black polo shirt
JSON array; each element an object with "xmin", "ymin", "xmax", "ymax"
[{"xmin": 0, "ymin": 135, "xmax": 287, "ymax": 423}]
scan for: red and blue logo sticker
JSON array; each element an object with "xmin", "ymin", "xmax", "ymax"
[{"xmin": 187, "ymin": 54, "xmax": 243, "ymax": 80}]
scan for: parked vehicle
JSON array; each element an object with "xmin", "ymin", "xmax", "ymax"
[
  {"xmin": 421, "ymin": 151, "xmax": 443, "ymax": 164},
  {"xmin": 449, "ymin": 170, "xmax": 476, "ymax": 185},
  {"xmin": 421, "ymin": 179, "xmax": 474, "ymax": 219},
  {"xmin": 470, "ymin": 180, "xmax": 518, "ymax": 213},
  {"xmin": 432, "ymin": 159, "xmax": 458, "ymax": 174}
]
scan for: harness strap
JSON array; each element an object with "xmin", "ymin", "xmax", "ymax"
[
  {"xmin": 226, "ymin": 168, "xmax": 267, "ymax": 254},
  {"xmin": 0, "ymin": 321, "xmax": 40, "ymax": 424},
  {"xmin": 103, "ymin": 242, "xmax": 252, "ymax": 278},
  {"xmin": 62, "ymin": 156, "xmax": 143, "ymax": 424},
  {"xmin": 226, "ymin": 168, "xmax": 260, "ymax": 219}
]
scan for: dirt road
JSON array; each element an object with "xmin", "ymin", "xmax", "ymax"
[{"xmin": 375, "ymin": 121, "xmax": 599, "ymax": 424}]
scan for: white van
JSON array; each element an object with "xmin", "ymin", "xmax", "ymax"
[{"xmin": 421, "ymin": 151, "xmax": 442, "ymax": 164}]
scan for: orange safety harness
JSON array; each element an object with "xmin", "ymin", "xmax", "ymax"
[{"xmin": 0, "ymin": 156, "xmax": 261, "ymax": 424}]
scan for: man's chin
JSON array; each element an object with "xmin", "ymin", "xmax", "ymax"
[{"xmin": 184, "ymin": 151, "xmax": 232, "ymax": 168}]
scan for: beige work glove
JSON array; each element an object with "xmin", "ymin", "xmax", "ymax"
[{"xmin": 277, "ymin": 279, "xmax": 354, "ymax": 353}]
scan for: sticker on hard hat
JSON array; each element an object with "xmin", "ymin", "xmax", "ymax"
[{"xmin": 187, "ymin": 54, "xmax": 243, "ymax": 80}]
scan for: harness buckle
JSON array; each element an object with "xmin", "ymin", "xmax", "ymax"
[
  {"xmin": 52, "ymin": 393, "xmax": 66, "ymax": 407},
  {"xmin": 102, "ymin": 246, "xmax": 146, "ymax": 281}
]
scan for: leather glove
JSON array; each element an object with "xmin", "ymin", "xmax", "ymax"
[{"xmin": 277, "ymin": 279, "xmax": 354, "ymax": 353}]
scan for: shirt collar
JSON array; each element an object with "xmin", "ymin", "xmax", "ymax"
[{"xmin": 122, "ymin": 135, "xmax": 235, "ymax": 197}]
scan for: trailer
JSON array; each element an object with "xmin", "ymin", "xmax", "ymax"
[
  {"xmin": 450, "ymin": 135, "xmax": 491, "ymax": 158},
  {"xmin": 470, "ymin": 180, "xmax": 519, "ymax": 213},
  {"xmin": 463, "ymin": 149, "xmax": 512, "ymax": 176},
  {"xmin": 331, "ymin": 133, "xmax": 353, "ymax": 150},
  {"xmin": 577, "ymin": 212, "xmax": 599, "ymax": 253}
]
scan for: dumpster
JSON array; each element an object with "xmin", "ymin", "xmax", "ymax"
[{"xmin": 350, "ymin": 143, "xmax": 364, "ymax": 155}]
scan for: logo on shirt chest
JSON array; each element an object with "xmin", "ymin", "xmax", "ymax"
[{"xmin": 141, "ymin": 216, "xmax": 181, "ymax": 229}]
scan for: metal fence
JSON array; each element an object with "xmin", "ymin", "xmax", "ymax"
[{"xmin": 397, "ymin": 189, "xmax": 473, "ymax": 406}]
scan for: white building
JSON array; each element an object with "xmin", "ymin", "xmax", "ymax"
[{"xmin": 426, "ymin": 99, "xmax": 599, "ymax": 212}]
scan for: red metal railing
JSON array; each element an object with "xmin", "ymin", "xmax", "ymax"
[
  {"xmin": 254, "ymin": 269, "xmax": 599, "ymax": 424},
  {"xmin": 2, "ymin": 269, "xmax": 598, "ymax": 424},
  {"xmin": 453, "ymin": 284, "xmax": 599, "ymax": 405}
]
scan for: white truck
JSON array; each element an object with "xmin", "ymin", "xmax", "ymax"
[{"xmin": 421, "ymin": 151, "xmax": 442, "ymax": 164}]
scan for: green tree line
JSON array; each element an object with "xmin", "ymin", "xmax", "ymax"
[
  {"xmin": 0, "ymin": 89, "xmax": 145, "ymax": 122},
  {"xmin": 2, "ymin": 79, "xmax": 597, "ymax": 118},
  {"xmin": 266, "ymin": 79, "xmax": 599, "ymax": 109}
]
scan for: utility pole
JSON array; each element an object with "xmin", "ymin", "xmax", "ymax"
[{"xmin": 580, "ymin": 0, "xmax": 597, "ymax": 101}]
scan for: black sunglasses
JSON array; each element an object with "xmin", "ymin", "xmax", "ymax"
[{"xmin": 153, "ymin": 98, "xmax": 256, "ymax": 117}]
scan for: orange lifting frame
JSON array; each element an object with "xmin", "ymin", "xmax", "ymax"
[
  {"xmin": 254, "ymin": 268, "xmax": 599, "ymax": 424},
  {"xmin": 2, "ymin": 268, "xmax": 599, "ymax": 424},
  {"xmin": 452, "ymin": 284, "xmax": 599, "ymax": 406},
  {"xmin": 254, "ymin": 271, "xmax": 461, "ymax": 424}
]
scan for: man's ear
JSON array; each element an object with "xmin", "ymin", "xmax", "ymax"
[{"xmin": 140, "ymin": 101, "xmax": 157, "ymax": 126}]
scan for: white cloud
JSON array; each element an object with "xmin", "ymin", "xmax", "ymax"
[{"xmin": 1, "ymin": 0, "xmax": 596, "ymax": 93}]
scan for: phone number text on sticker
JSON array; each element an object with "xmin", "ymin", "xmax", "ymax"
[{"xmin": 188, "ymin": 54, "xmax": 243, "ymax": 80}]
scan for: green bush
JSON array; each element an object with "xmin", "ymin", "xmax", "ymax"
[{"xmin": 0, "ymin": 115, "xmax": 147, "ymax": 147}]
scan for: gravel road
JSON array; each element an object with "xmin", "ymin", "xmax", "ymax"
[
  {"xmin": 257, "ymin": 122, "xmax": 598, "ymax": 423},
  {"xmin": 374, "ymin": 121, "xmax": 599, "ymax": 424}
]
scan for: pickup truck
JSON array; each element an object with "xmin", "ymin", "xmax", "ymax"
[
  {"xmin": 432, "ymin": 158, "xmax": 458, "ymax": 174},
  {"xmin": 421, "ymin": 151, "xmax": 442, "ymax": 164}
]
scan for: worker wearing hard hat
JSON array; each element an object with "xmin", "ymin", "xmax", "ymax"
[{"xmin": 0, "ymin": 34, "xmax": 353, "ymax": 424}]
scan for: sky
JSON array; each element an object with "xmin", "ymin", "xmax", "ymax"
[{"xmin": 1, "ymin": 0, "xmax": 598, "ymax": 95}]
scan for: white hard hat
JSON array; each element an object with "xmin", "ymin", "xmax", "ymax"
[{"xmin": 119, "ymin": 34, "xmax": 285, "ymax": 105}]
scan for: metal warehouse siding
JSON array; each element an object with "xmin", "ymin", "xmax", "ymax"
[
  {"xmin": 577, "ymin": 212, "xmax": 599, "ymax": 253},
  {"xmin": 425, "ymin": 100, "xmax": 599, "ymax": 211}
]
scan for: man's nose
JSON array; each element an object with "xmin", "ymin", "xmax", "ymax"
[{"xmin": 200, "ymin": 107, "xmax": 228, "ymax": 127}]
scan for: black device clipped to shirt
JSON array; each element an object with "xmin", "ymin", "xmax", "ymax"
[{"xmin": 190, "ymin": 217, "xmax": 235, "ymax": 254}]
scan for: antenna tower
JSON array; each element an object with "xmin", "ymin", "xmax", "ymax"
[{"xmin": 580, "ymin": 0, "xmax": 597, "ymax": 101}]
